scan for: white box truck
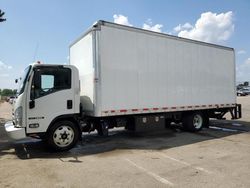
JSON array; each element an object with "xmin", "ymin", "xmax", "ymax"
[{"xmin": 5, "ymin": 20, "xmax": 241, "ymax": 151}]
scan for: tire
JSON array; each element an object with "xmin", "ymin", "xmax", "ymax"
[
  {"xmin": 182, "ymin": 112, "xmax": 204, "ymax": 132},
  {"xmin": 97, "ymin": 120, "xmax": 109, "ymax": 136},
  {"xmin": 47, "ymin": 120, "xmax": 79, "ymax": 151}
]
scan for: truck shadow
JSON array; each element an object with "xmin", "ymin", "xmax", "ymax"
[{"xmin": 0, "ymin": 120, "xmax": 250, "ymax": 160}]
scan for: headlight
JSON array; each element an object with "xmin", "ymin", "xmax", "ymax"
[{"xmin": 14, "ymin": 106, "xmax": 23, "ymax": 127}]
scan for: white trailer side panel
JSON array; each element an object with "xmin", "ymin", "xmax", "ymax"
[
  {"xmin": 97, "ymin": 24, "xmax": 235, "ymax": 116},
  {"xmin": 70, "ymin": 32, "xmax": 95, "ymax": 115}
]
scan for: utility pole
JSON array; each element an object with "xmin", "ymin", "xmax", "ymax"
[{"xmin": 0, "ymin": 9, "xmax": 6, "ymax": 22}]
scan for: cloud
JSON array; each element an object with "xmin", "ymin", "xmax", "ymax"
[
  {"xmin": 175, "ymin": 11, "xmax": 234, "ymax": 43},
  {"xmin": 112, "ymin": 15, "xmax": 163, "ymax": 32},
  {"xmin": 0, "ymin": 73, "xmax": 9, "ymax": 77},
  {"xmin": 237, "ymin": 58, "xmax": 250, "ymax": 81},
  {"xmin": 0, "ymin": 61, "xmax": 12, "ymax": 70},
  {"xmin": 0, "ymin": 61, "xmax": 12, "ymax": 79},
  {"xmin": 237, "ymin": 50, "xmax": 246, "ymax": 55},
  {"xmin": 174, "ymin": 23, "xmax": 193, "ymax": 32},
  {"xmin": 142, "ymin": 19, "xmax": 163, "ymax": 32},
  {"xmin": 113, "ymin": 14, "xmax": 132, "ymax": 26}
]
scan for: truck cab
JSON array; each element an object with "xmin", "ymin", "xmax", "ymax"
[{"xmin": 5, "ymin": 63, "xmax": 81, "ymax": 151}]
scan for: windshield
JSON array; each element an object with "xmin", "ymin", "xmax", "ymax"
[{"xmin": 17, "ymin": 65, "xmax": 31, "ymax": 95}]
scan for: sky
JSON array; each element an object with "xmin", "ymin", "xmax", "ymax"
[{"xmin": 0, "ymin": 0, "xmax": 250, "ymax": 89}]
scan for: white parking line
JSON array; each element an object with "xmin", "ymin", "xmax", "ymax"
[
  {"xmin": 125, "ymin": 158, "xmax": 174, "ymax": 187},
  {"xmin": 159, "ymin": 153, "xmax": 190, "ymax": 166},
  {"xmin": 158, "ymin": 153, "xmax": 212, "ymax": 174}
]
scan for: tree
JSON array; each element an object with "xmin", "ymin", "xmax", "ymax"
[
  {"xmin": 1, "ymin": 89, "xmax": 15, "ymax": 96},
  {"xmin": 13, "ymin": 89, "xmax": 17, "ymax": 95},
  {"xmin": 0, "ymin": 9, "xmax": 6, "ymax": 22},
  {"xmin": 243, "ymin": 82, "xmax": 249, "ymax": 87}
]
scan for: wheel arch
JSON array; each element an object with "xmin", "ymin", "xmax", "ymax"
[
  {"xmin": 181, "ymin": 110, "xmax": 209, "ymax": 119},
  {"xmin": 47, "ymin": 114, "xmax": 81, "ymax": 140}
]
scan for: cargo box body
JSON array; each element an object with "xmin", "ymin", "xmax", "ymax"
[{"xmin": 70, "ymin": 21, "xmax": 236, "ymax": 117}]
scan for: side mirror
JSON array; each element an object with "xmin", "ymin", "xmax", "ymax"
[{"xmin": 29, "ymin": 100, "xmax": 35, "ymax": 109}]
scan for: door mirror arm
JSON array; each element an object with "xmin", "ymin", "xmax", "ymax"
[{"xmin": 29, "ymin": 100, "xmax": 35, "ymax": 109}]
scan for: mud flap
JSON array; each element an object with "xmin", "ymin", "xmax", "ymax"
[{"xmin": 230, "ymin": 104, "xmax": 242, "ymax": 119}]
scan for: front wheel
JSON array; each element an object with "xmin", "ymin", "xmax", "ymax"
[
  {"xmin": 182, "ymin": 112, "xmax": 205, "ymax": 132},
  {"xmin": 47, "ymin": 120, "xmax": 79, "ymax": 151}
]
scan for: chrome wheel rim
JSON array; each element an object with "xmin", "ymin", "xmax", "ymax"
[
  {"xmin": 53, "ymin": 125, "xmax": 74, "ymax": 147},
  {"xmin": 193, "ymin": 114, "xmax": 203, "ymax": 129}
]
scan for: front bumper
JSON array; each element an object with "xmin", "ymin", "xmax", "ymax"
[{"xmin": 4, "ymin": 121, "xmax": 26, "ymax": 140}]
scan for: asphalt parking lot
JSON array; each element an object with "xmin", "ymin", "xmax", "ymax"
[{"xmin": 1, "ymin": 97, "xmax": 250, "ymax": 188}]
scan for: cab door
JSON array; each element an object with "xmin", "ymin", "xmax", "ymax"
[{"xmin": 26, "ymin": 66, "xmax": 75, "ymax": 134}]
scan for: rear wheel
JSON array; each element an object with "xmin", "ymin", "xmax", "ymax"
[
  {"xmin": 182, "ymin": 112, "xmax": 204, "ymax": 132},
  {"xmin": 47, "ymin": 120, "xmax": 79, "ymax": 151}
]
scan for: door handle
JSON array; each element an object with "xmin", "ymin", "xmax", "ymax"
[{"xmin": 67, "ymin": 100, "xmax": 73, "ymax": 109}]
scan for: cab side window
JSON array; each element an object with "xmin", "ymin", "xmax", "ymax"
[
  {"xmin": 31, "ymin": 67, "xmax": 71, "ymax": 99},
  {"xmin": 41, "ymin": 75, "xmax": 54, "ymax": 92}
]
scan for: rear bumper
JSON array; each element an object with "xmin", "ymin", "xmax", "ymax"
[{"xmin": 4, "ymin": 121, "xmax": 26, "ymax": 140}]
